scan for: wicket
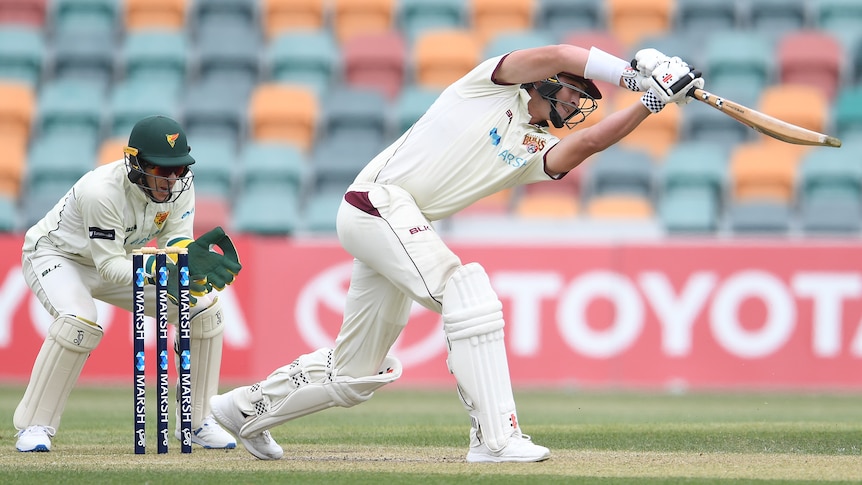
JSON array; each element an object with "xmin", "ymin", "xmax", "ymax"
[{"xmin": 132, "ymin": 247, "xmax": 192, "ymax": 454}]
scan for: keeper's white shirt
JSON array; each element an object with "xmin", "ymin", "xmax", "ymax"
[
  {"xmin": 22, "ymin": 160, "xmax": 196, "ymax": 287},
  {"xmin": 354, "ymin": 54, "xmax": 562, "ymax": 221}
]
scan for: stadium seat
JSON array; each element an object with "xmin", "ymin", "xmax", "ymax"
[
  {"xmin": 0, "ymin": 194, "xmax": 16, "ymax": 232},
  {"xmin": 658, "ymin": 186, "xmax": 721, "ymax": 234},
  {"xmin": 797, "ymin": 147, "xmax": 862, "ymax": 205},
  {"xmin": 120, "ymin": 30, "xmax": 188, "ymax": 93},
  {"xmin": 582, "ymin": 146, "xmax": 655, "ymax": 200},
  {"xmin": 124, "ymin": 0, "xmax": 186, "ymax": 31},
  {"xmin": 49, "ymin": 29, "xmax": 116, "ymax": 89},
  {"xmin": 777, "ymin": 30, "xmax": 843, "ymax": 101},
  {"xmin": 660, "ymin": 141, "xmax": 728, "ymax": 206},
  {"xmin": 266, "ymin": 30, "xmax": 339, "ymax": 95},
  {"xmin": 585, "ymin": 193, "xmax": 654, "ymax": 219},
  {"xmin": 729, "ymin": 142, "xmax": 800, "ymax": 203},
  {"xmin": 0, "ymin": 25, "xmax": 45, "ymax": 86},
  {"xmin": 703, "ymin": 30, "xmax": 773, "ymax": 102},
  {"xmin": 727, "ymin": 199, "xmax": 792, "ymax": 235},
  {"xmin": 815, "ymin": 0, "xmax": 862, "ymax": 33},
  {"xmin": 397, "ymin": 0, "xmax": 466, "ymax": 44},
  {"xmin": 193, "ymin": 194, "xmax": 232, "ymax": 238},
  {"xmin": 49, "ymin": 0, "xmax": 119, "ymax": 40},
  {"xmin": 680, "ymin": 87, "xmax": 758, "ymax": 145},
  {"xmin": 97, "ymin": 136, "xmax": 125, "ymax": 165},
  {"xmin": 187, "ymin": 136, "xmax": 237, "ymax": 198},
  {"xmin": 195, "ymin": 24, "xmax": 262, "ymax": 101},
  {"xmin": 24, "ymin": 132, "xmax": 96, "ymax": 195},
  {"xmin": 758, "ymin": 84, "xmax": 829, "ymax": 141},
  {"xmin": 673, "ymin": 0, "xmax": 738, "ymax": 36},
  {"xmin": 745, "ymin": 0, "xmax": 807, "ymax": 40},
  {"xmin": 455, "ymin": 188, "xmax": 515, "ymax": 216},
  {"xmin": 513, "ymin": 175, "xmax": 581, "ymax": 219},
  {"xmin": 392, "ymin": 84, "xmax": 441, "ymax": 135},
  {"xmin": 108, "ymin": 79, "xmax": 179, "ymax": 138},
  {"xmin": 535, "ymin": 0, "xmax": 603, "ymax": 39},
  {"xmin": 188, "ymin": 0, "xmax": 257, "ymax": 41},
  {"xmin": 0, "ymin": 134, "xmax": 26, "ymax": 196},
  {"xmin": 0, "ymin": 81, "xmax": 35, "ymax": 145},
  {"xmin": 470, "ymin": 0, "xmax": 535, "ymax": 49},
  {"xmin": 342, "ymin": 31, "xmax": 406, "ymax": 100},
  {"xmin": 0, "ymin": 0, "xmax": 46, "ymax": 26},
  {"xmin": 238, "ymin": 141, "xmax": 304, "ymax": 194},
  {"xmin": 833, "ymin": 86, "xmax": 862, "ymax": 140},
  {"xmin": 302, "ymin": 187, "xmax": 344, "ymax": 233},
  {"xmin": 412, "ymin": 29, "xmax": 480, "ymax": 90},
  {"xmin": 607, "ymin": 0, "xmax": 673, "ymax": 49},
  {"xmin": 482, "ymin": 30, "xmax": 556, "ymax": 59},
  {"xmin": 331, "ymin": 0, "xmax": 396, "ymax": 45},
  {"xmin": 308, "ymin": 137, "xmax": 381, "ymax": 194},
  {"xmin": 799, "ymin": 197, "xmax": 862, "ymax": 235},
  {"xmin": 612, "ymin": 90, "xmax": 680, "ymax": 160},
  {"xmin": 36, "ymin": 79, "xmax": 105, "ymax": 140},
  {"xmin": 247, "ymin": 83, "xmax": 319, "ymax": 152},
  {"xmin": 321, "ymin": 86, "xmax": 389, "ymax": 147},
  {"xmin": 181, "ymin": 80, "xmax": 244, "ymax": 143},
  {"xmin": 232, "ymin": 189, "xmax": 300, "ymax": 235},
  {"xmin": 261, "ymin": 0, "xmax": 325, "ymax": 39}
]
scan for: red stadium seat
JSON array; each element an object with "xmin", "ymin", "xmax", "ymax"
[{"xmin": 342, "ymin": 31, "xmax": 406, "ymax": 100}]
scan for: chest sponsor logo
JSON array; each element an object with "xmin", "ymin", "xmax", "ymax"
[{"xmin": 89, "ymin": 227, "xmax": 115, "ymax": 240}]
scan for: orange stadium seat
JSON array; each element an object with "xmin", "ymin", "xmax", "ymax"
[
  {"xmin": 0, "ymin": 81, "xmax": 35, "ymax": 145},
  {"xmin": 470, "ymin": 0, "xmax": 535, "ymax": 49},
  {"xmin": 757, "ymin": 84, "xmax": 829, "ymax": 151},
  {"xmin": 514, "ymin": 174, "xmax": 581, "ymax": 218},
  {"xmin": 457, "ymin": 188, "xmax": 515, "ymax": 216},
  {"xmin": 729, "ymin": 142, "xmax": 801, "ymax": 203},
  {"xmin": 0, "ymin": 0, "xmax": 46, "ymax": 26},
  {"xmin": 585, "ymin": 193, "xmax": 654, "ymax": 219},
  {"xmin": 413, "ymin": 29, "xmax": 480, "ymax": 90},
  {"xmin": 0, "ymin": 134, "xmax": 26, "ymax": 197},
  {"xmin": 331, "ymin": 0, "xmax": 396, "ymax": 44},
  {"xmin": 262, "ymin": 0, "xmax": 325, "ymax": 39},
  {"xmin": 612, "ymin": 90, "xmax": 681, "ymax": 160},
  {"xmin": 342, "ymin": 31, "xmax": 406, "ymax": 100},
  {"xmin": 248, "ymin": 83, "xmax": 319, "ymax": 152},
  {"xmin": 125, "ymin": 0, "xmax": 186, "ymax": 31},
  {"xmin": 97, "ymin": 137, "xmax": 126, "ymax": 165},
  {"xmin": 607, "ymin": 0, "xmax": 673, "ymax": 49},
  {"xmin": 777, "ymin": 30, "xmax": 844, "ymax": 101}
]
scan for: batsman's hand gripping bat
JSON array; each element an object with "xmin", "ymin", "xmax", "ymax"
[{"xmin": 687, "ymin": 86, "xmax": 842, "ymax": 148}]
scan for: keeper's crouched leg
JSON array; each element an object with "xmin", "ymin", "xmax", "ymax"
[{"xmin": 210, "ymin": 348, "xmax": 402, "ymax": 459}]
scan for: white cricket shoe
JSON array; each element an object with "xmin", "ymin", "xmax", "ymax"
[
  {"xmin": 175, "ymin": 415, "xmax": 237, "ymax": 449},
  {"xmin": 16, "ymin": 425, "xmax": 55, "ymax": 452},
  {"xmin": 466, "ymin": 429, "xmax": 550, "ymax": 463},
  {"xmin": 210, "ymin": 390, "xmax": 284, "ymax": 460}
]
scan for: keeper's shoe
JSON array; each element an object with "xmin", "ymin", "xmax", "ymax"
[
  {"xmin": 16, "ymin": 425, "xmax": 54, "ymax": 452},
  {"xmin": 466, "ymin": 429, "xmax": 550, "ymax": 463},
  {"xmin": 210, "ymin": 390, "xmax": 284, "ymax": 460},
  {"xmin": 175, "ymin": 415, "xmax": 237, "ymax": 449}
]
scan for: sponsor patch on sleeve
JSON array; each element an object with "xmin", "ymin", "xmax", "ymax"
[{"xmin": 88, "ymin": 227, "xmax": 116, "ymax": 240}]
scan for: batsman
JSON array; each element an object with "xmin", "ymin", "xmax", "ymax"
[
  {"xmin": 14, "ymin": 115, "xmax": 243, "ymax": 452},
  {"xmin": 211, "ymin": 45, "xmax": 702, "ymax": 462}
]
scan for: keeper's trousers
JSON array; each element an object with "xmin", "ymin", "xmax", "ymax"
[{"xmin": 334, "ymin": 182, "xmax": 462, "ymax": 377}]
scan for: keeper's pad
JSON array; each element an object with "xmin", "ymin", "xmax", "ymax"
[
  {"xmin": 177, "ymin": 299, "xmax": 224, "ymax": 428},
  {"xmin": 14, "ymin": 315, "xmax": 103, "ymax": 431},
  {"xmin": 233, "ymin": 348, "xmax": 402, "ymax": 438},
  {"xmin": 443, "ymin": 263, "xmax": 519, "ymax": 453}
]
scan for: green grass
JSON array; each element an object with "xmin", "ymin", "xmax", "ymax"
[{"xmin": 1, "ymin": 385, "xmax": 860, "ymax": 484}]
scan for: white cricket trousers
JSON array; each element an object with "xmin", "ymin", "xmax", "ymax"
[{"xmin": 334, "ymin": 182, "xmax": 462, "ymax": 378}]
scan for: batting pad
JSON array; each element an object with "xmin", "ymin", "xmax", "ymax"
[
  {"xmin": 443, "ymin": 263, "xmax": 518, "ymax": 453},
  {"xmin": 238, "ymin": 349, "xmax": 402, "ymax": 438},
  {"xmin": 14, "ymin": 315, "xmax": 102, "ymax": 431},
  {"xmin": 182, "ymin": 299, "xmax": 224, "ymax": 427}
]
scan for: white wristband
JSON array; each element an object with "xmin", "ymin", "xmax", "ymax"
[{"xmin": 583, "ymin": 47, "xmax": 629, "ymax": 85}]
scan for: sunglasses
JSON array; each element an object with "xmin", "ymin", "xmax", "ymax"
[{"xmin": 142, "ymin": 162, "xmax": 190, "ymax": 178}]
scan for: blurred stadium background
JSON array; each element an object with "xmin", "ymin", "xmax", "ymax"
[{"xmin": 0, "ymin": 0, "xmax": 859, "ymax": 237}]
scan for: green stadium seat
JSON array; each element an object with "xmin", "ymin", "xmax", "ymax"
[
  {"xmin": 36, "ymin": 78, "xmax": 104, "ymax": 140},
  {"xmin": 0, "ymin": 194, "xmax": 16, "ymax": 232},
  {"xmin": 107, "ymin": 79, "xmax": 178, "ymax": 138},
  {"xmin": 535, "ymin": 0, "xmax": 603, "ymax": 39},
  {"xmin": 50, "ymin": 29, "xmax": 116, "ymax": 89},
  {"xmin": 186, "ymin": 136, "xmax": 237, "ymax": 198},
  {"xmin": 680, "ymin": 88, "xmax": 758, "ymax": 145},
  {"xmin": 309, "ymin": 137, "xmax": 380, "ymax": 194},
  {"xmin": 196, "ymin": 24, "xmax": 262, "ymax": 100},
  {"xmin": 816, "ymin": 0, "xmax": 862, "ymax": 33},
  {"xmin": 50, "ymin": 0, "xmax": 118, "ymax": 40},
  {"xmin": 182, "ymin": 81, "xmax": 245, "ymax": 143},
  {"xmin": 658, "ymin": 187, "xmax": 721, "ymax": 233},
  {"xmin": 703, "ymin": 30, "xmax": 774, "ymax": 102},
  {"xmin": 189, "ymin": 0, "xmax": 258, "ymax": 41},
  {"xmin": 321, "ymin": 86, "xmax": 389, "ymax": 147},
  {"xmin": 674, "ymin": 0, "xmax": 739, "ymax": 35},
  {"xmin": 302, "ymin": 187, "xmax": 343, "ymax": 233},
  {"xmin": 25, "ymin": 132, "xmax": 96, "ymax": 192},
  {"xmin": 798, "ymin": 147, "xmax": 862, "ymax": 204},
  {"xmin": 238, "ymin": 141, "xmax": 305, "ymax": 193},
  {"xmin": 727, "ymin": 199, "xmax": 792, "ymax": 235},
  {"xmin": 0, "ymin": 26, "xmax": 44, "ymax": 85},
  {"xmin": 833, "ymin": 86, "xmax": 862, "ymax": 140},
  {"xmin": 231, "ymin": 189, "xmax": 300, "ymax": 235},
  {"xmin": 121, "ymin": 30, "xmax": 188, "ymax": 93},
  {"xmin": 660, "ymin": 141, "xmax": 728, "ymax": 203},
  {"xmin": 582, "ymin": 146, "xmax": 655, "ymax": 200},
  {"xmin": 799, "ymin": 197, "xmax": 862, "ymax": 235},
  {"xmin": 392, "ymin": 84, "xmax": 440, "ymax": 136},
  {"xmin": 745, "ymin": 0, "xmax": 808, "ymax": 40},
  {"xmin": 265, "ymin": 30, "xmax": 338, "ymax": 95},
  {"xmin": 397, "ymin": 0, "xmax": 466, "ymax": 44}
]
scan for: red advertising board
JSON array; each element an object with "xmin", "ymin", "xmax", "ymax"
[{"xmin": 1, "ymin": 234, "xmax": 861, "ymax": 390}]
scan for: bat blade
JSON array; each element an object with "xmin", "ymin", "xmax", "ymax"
[{"xmin": 688, "ymin": 87, "xmax": 842, "ymax": 148}]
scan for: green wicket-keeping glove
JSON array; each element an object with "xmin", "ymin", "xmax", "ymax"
[
  {"xmin": 183, "ymin": 227, "xmax": 243, "ymax": 290},
  {"xmin": 163, "ymin": 262, "xmax": 211, "ymax": 306}
]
